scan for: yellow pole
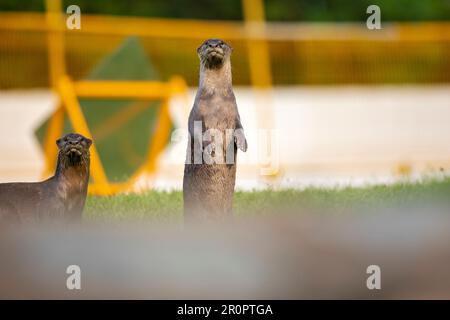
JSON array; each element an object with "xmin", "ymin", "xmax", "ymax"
[
  {"xmin": 42, "ymin": 107, "xmax": 64, "ymax": 176},
  {"xmin": 143, "ymin": 76, "xmax": 188, "ymax": 177},
  {"xmin": 144, "ymin": 99, "xmax": 172, "ymax": 175},
  {"xmin": 43, "ymin": 0, "xmax": 66, "ymax": 178},
  {"xmin": 242, "ymin": 0, "xmax": 277, "ymax": 176},
  {"xmin": 45, "ymin": 0, "xmax": 66, "ymax": 87},
  {"xmin": 242, "ymin": 0, "xmax": 273, "ymax": 88},
  {"xmin": 58, "ymin": 76, "xmax": 111, "ymax": 195}
]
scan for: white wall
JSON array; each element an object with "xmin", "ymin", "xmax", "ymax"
[{"xmin": 1, "ymin": 86, "xmax": 449, "ymax": 190}]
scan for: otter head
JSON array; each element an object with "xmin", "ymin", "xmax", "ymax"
[
  {"xmin": 56, "ymin": 133, "xmax": 92, "ymax": 167},
  {"xmin": 197, "ymin": 38, "xmax": 232, "ymax": 69}
]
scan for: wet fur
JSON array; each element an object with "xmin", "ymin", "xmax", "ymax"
[
  {"xmin": 0, "ymin": 133, "xmax": 91, "ymax": 223},
  {"xmin": 183, "ymin": 39, "xmax": 247, "ymax": 221}
]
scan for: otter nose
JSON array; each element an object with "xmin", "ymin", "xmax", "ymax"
[
  {"xmin": 208, "ymin": 42, "xmax": 221, "ymax": 48},
  {"xmin": 69, "ymin": 140, "xmax": 78, "ymax": 145}
]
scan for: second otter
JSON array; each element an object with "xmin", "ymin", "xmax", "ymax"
[
  {"xmin": 183, "ymin": 39, "xmax": 247, "ymax": 221},
  {"xmin": 0, "ymin": 133, "xmax": 92, "ymax": 223}
]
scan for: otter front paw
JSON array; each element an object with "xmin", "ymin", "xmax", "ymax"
[{"xmin": 235, "ymin": 130, "xmax": 248, "ymax": 152}]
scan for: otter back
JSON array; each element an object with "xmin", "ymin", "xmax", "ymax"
[{"xmin": 0, "ymin": 133, "xmax": 91, "ymax": 223}]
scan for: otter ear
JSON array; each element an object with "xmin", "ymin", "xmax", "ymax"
[
  {"xmin": 197, "ymin": 45, "xmax": 202, "ymax": 55},
  {"xmin": 84, "ymin": 137, "xmax": 92, "ymax": 148},
  {"xmin": 56, "ymin": 138, "xmax": 64, "ymax": 149}
]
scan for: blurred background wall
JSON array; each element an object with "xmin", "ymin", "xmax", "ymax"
[{"xmin": 0, "ymin": 0, "xmax": 449, "ymax": 191}]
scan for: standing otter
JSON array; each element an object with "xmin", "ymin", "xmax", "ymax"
[
  {"xmin": 0, "ymin": 133, "xmax": 92, "ymax": 223},
  {"xmin": 183, "ymin": 38, "xmax": 247, "ymax": 221}
]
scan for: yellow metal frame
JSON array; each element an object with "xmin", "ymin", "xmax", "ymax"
[
  {"xmin": 43, "ymin": 75, "xmax": 187, "ymax": 195},
  {"xmin": 43, "ymin": 0, "xmax": 189, "ymax": 195},
  {"xmin": 2, "ymin": 11, "xmax": 450, "ymax": 41}
]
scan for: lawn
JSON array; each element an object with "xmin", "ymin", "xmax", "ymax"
[{"xmin": 84, "ymin": 177, "xmax": 450, "ymax": 222}]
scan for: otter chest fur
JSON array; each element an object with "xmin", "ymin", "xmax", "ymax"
[{"xmin": 183, "ymin": 39, "xmax": 248, "ymax": 222}]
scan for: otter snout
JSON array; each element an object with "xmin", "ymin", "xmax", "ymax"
[
  {"xmin": 206, "ymin": 40, "xmax": 225, "ymax": 55},
  {"xmin": 66, "ymin": 144, "xmax": 83, "ymax": 156},
  {"xmin": 63, "ymin": 139, "xmax": 85, "ymax": 155},
  {"xmin": 206, "ymin": 46, "xmax": 224, "ymax": 54},
  {"xmin": 206, "ymin": 48, "xmax": 224, "ymax": 60}
]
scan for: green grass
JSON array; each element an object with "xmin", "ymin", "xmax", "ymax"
[
  {"xmin": 85, "ymin": 191, "xmax": 183, "ymax": 222},
  {"xmin": 85, "ymin": 177, "xmax": 450, "ymax": 222}
]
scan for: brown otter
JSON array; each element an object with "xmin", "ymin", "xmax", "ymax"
[
  {"xmin": 0, "ymin": 133, "xmax": 92, "ymax": 223},
  {"xmin": 183, "ymin": 38, "xmax": 247, "ymax": 221}
]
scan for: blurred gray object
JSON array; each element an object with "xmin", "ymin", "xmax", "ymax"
[{"xmin": 1, "ymin": 209, "xmax": 450, "ymax": 299}]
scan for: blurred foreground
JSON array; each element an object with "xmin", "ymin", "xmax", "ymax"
[{"xmin": 1, "ymin": 200, "xmax": 450, "ymax": 299}]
